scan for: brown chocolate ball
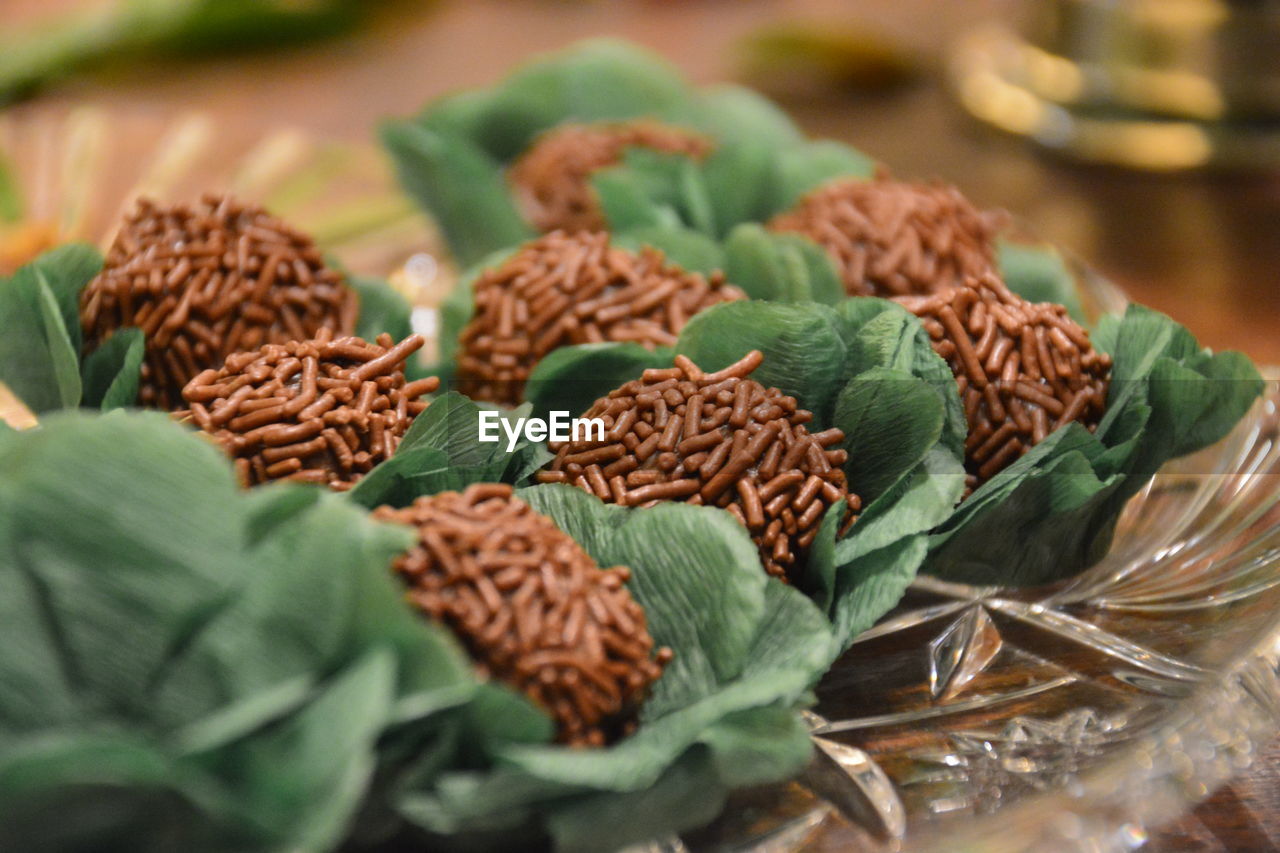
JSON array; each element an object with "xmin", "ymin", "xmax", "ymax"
[
  {"xmin": 509, "ymin": 120, "xmax": 712, "ymax": 233},
  {"xmin": 80, "ymin": 194, "xmax": 357, "ymax": 410},
  {"xmin": 376, "ymin": 483, "xmax": 672, "ymax": 747},
  {"xmin": 456, "ymin": 231, "xmax": 744, "ymax": 406},
  {"xmin": 537, "ymin": 350, "xmax": 860, "ymax": 581},
  {"xmin": 897, "ymin": 274, "xmax": 1112, "ymax": 490},
  {"xmin": 768, "ymin": 178, "xmax": 1003, "ymax": 298},
  {"xmin": 181, "ymin": 330, "xmax": 436, "ymax": 490}
]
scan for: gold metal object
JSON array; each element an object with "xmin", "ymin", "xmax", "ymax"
[{"xmin": 950, "ymin": 0, "xmax": 1280, "ymax": 170}]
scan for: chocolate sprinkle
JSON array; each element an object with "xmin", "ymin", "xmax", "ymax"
[
  {"xmin": 80, "ymin": 194, "xmax": 357, "ymax": 410},
  {"xmin": 377, "ymin": 483, "xmax": 671, "ymax": 747},
  {"xmin": 509, "ymin": 121, "xmax": 712, "ymax": 233},
  {"xmin": 180, "ymin": 330, "xmax": 435, "ymax": 490},
  {"xmin": 769, "ymin": 178, "xmax": 1003, "ymax": 298},
  {"xmin": 537, "ymin": 351, "xmax": 860, "ymax": 580},
  {"xmin": 456, "ymin": 231, "xmax": 744, "ymax": 406},
  {"xmin": 898, "ymin": 274, "xmax": 1112, "ymax": 490}
]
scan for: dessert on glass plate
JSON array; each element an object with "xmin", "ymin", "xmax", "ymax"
[{"xmin": 0, "ymin": 40, "xmax": 1274, "ymax": 853}]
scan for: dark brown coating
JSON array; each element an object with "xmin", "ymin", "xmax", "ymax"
[
  {"xmin": 768, "ymin": 178, "xmax": 1004, "ymax": 298},
  {"xmin": 537, "ymin": 351, "xmax": 860, "ymax": 581},
  {"xmin": 376, "ymin": 483, "xmax": 672, "ymax": 747},
  {"xmin": 179, "ymin": 330, "xmax": 436, "ymax": 490},
  {"xmin": 509, "ymin": 121, "xmax": 713, "ymax": 233},
  {"xmin": 897, "ymin": 274, "xmax": 1112, "ymax": 491},
  {"xmin": 80, "ymin": 194, "xmax": 357, "ymax": 410},
  {"xmin": 456, "ymin": 231, "xmax": 744, "ymax": 406}
]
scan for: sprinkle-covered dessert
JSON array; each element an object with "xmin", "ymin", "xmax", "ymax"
[
  {"xmin": 456, "ymin": 231, "xmax": 744, "ymax": 406},
  {"xmin": 80, "ymin": 194, "xmax": 357, "ymax": 410},
  {"xmin": 768, "ymin": 178, "xmax": 1002, "ymax": 298},
  {"xmin": 181, "ymin": 330, "xmax": 435, "ymax": 489},
  {"xmin": 538, "ymin": 351, "xmax": 859, "ymax": 580},
  {"xmin": 898, "ymin": 274, "xmax": 1112, "ymax": 489},
  {"xmin": 509, "ymin": 121, "xmax": 712, "ymax": 233},
  {"xmin": 376, "ymin": 483, "xmax": 671, "ymax": 747}
]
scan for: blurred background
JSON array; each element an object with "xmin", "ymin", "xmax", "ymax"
[
  {"xmin": 1, "ymin": 0, "xmax": 1277, "ymax": 364},
  {"xmin": 1, "ymin": 1, "xmax": 1278, "ymax": 848}
]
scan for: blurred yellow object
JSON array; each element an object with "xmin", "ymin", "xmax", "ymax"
[
  {"xmin": 0, "ymin": 220, "xmax": 57, "ymax": 276},
  {"xmin": 736, "ymin": 21, "xmax": 918, "ymax": 99},
  {"xmin": 0, "ymin": 382, "xmax": 37, "ymax": 430},
  {"xmin": 951, "ymin": 0, "xmax": 1280, "ymax": 170}
]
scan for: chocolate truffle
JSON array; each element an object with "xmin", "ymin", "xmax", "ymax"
[
  {"xmin": 456, "ymin": 231, "xmax": 744, "ymax": 406},
  {"xmin": 537, "ymin": 351, "xmax": 860, "ymax": 581},
  {"xmin": 898, "ymin": 274, "xmax": 1111, "ymax": 490},
  {"xmin": 181, "ymin": 330, "xmax": 436, "ymax": 490},
  {"xmin": 376, "ymin": 483, "xmax": 671, "ymax": 747},
  {"xmin": 768, "ymin": 178, "xmax": 1003, "ymax": 298},
  {"xmin": 509, "ymin": 121, "xmax": 712, "ymax": 233},
  {"xmin": 80, "ymin": 194, "xmax": 357, "ymax": 410}
]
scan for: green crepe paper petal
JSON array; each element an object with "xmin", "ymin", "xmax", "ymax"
[
  {"xmin": 525, "ymin": 343, "xmax": 674, "ymax": 421},
  {"xmin": 80, "ymin": 326, "xmax": 144, "ymax": 410},
  {"xmin": 925, "ymin": 303, "xmax": 1264, "ymax": 586},
  {"xmin": 453, "ymin": 39, "xmax": 693, "ymax": 163},
  {"xmin": 389, "ymin": 484, "xmax": 832, "ymax": 851},
  {"xmin": 177, "ymin": 651, "xmax": 398, "ymax": 852},
  {"xmin": 997, "ymin": 240, "xmax": 1087, "ymax": 323},
  {"xmin": 594, "ymin": 147, "xmax": 716, "ymax": 236},
  {"xmin": 380, "ymin": 121, "xmax": 533, "ymax": 269},
  {"xmin": 0, "ymin": 257, "xmax": 86, "ymax": 414},
  {"xmin": 348, "ymin": 392, "xmax": 552, "ymax": 509},
  {"xmin": 0, "ymin": 411, "xmax": 474, "ymax": 851},
  {"xmin": 679, "ymin": 84, "xmax": 804, "ymax": 148},
  {"xmin": 675, "ymin": 300, "xmax": 849, "ymax": 421},
  {"xmin": 34, "ymin": 273, "xmax": 82, "ymax": 411},
  {"xmin": 350, "ymin": 274, "xmax": 414, "ymax": 344},
  {"xmin": 769, "ymin": 140, "xmax": 876, "ymax": 214},
  {"xmin": 833, "ymin": 365, "xmax": 945, "ymax": 499},
  {"xmin": 722, "ymin": 223, "xmax": 844, "ymax": 304},
  {"xmin": 613, "ymin": 225, "xmax": 726, "ymax": 276},
  {"xmin": 22, "ymin": 243, "xmax": 102, "ymax": 356}
]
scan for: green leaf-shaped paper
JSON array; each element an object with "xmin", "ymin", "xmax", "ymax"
[
  {"xmin": 926, "ymin": 303, "xmax": 1264, "ymax": 586},
  {"xmin": 348, "ymin": 392, "xmax": 551, "ymax": 509}
]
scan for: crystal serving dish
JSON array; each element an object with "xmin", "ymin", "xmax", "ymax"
[{"xmin": 7, "ymin": 107, "xmax": 1278, "ymax": 853}]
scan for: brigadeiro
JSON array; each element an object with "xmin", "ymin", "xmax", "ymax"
[
  {"xmin": 456, "ymin": 230, "xmax": 744, "ymax": 406},
  {"xmin": 180, "ymin": 330, "xmax": 436, "ymax": 490},
  {"xmin": 898, "ymin": 273, "xmax": 1112, "ymax": 490},
  {"xmin": 79, "ymin": 194, "xmax": 357, "ymax": 410},
  {"xmin": 376, "ymin": 483, "xmax": 672, "ymax": 747},
  {"xmin": 509, "ymin": 120, "xmax": 712, "ymax": 233},
  {"xmin": 768, "ymin": 177, "xmax": 1003, "ymax": 298},
  {"xmin": 538, "ymin": 350, "xmax": 860, "ymax": 581}
]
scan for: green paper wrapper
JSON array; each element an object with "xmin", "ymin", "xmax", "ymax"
[
  {"xmin": 381, "ymin": 39, "xmax": 877, "ymax": 267},
  {"xmin": 0, "ymin": 412, "xmax": 474, "ymax": 852},
  {"xmin": 925, "ymin": 302, "xmax": 1264, "ymax": 586},
  {"xmin": 373, "ymin": 484, "xmax": 835, "ymax": 853}
]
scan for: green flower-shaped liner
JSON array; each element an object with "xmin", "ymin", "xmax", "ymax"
[{"xmin": 0, "ymin": 412, "xmax": 473, "ymax": 852}]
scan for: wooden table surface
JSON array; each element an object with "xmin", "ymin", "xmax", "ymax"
[{"xmin": 4, "ymin": 1, "xmax": 1279, "ymax": 849}]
